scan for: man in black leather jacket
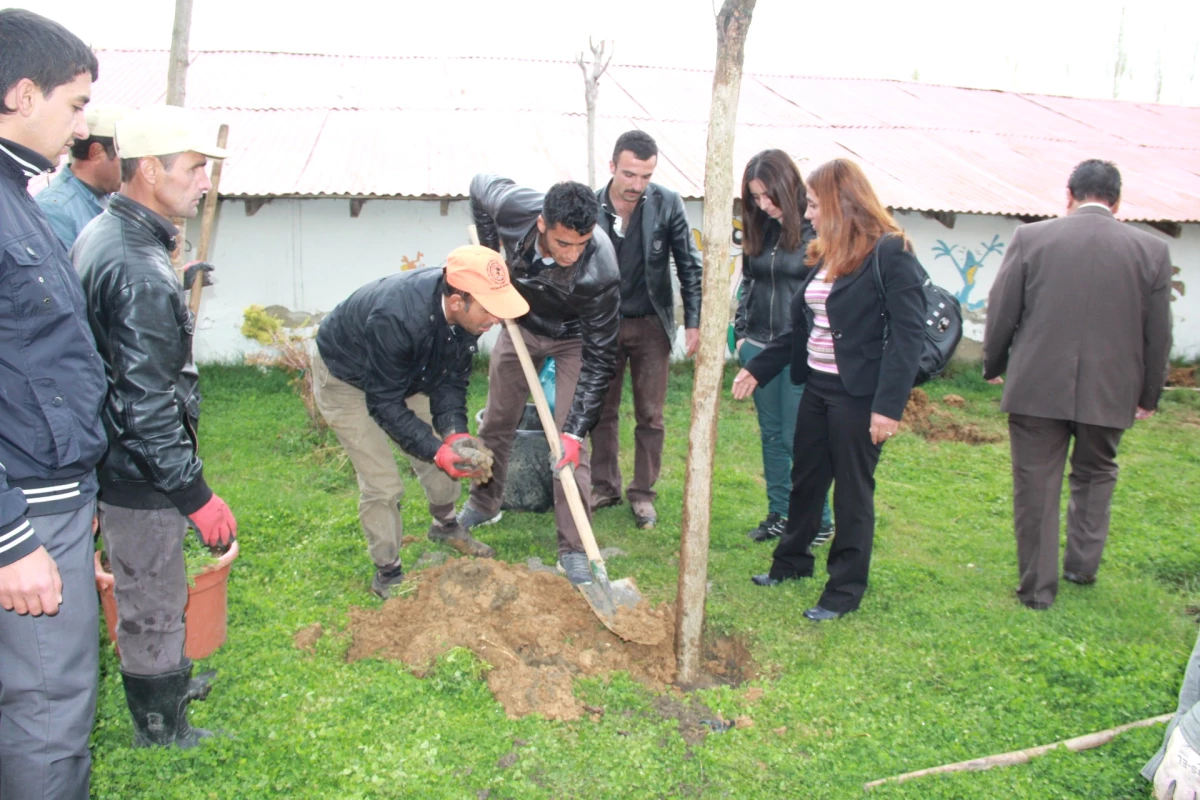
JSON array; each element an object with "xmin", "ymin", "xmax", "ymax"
[
  {"xmin": 460, "ymin": 174, "xmax": 619, "ymax": 585},
  {"xmin": 591, "ymin": 131, "xmax": 702, "ymax": 530},
  {"xmin": 76, "ymin": 105, "xmax": 236, "ymax": 749},
  {"xmin": 0, "ymin": 11, "xmax": 106, "ymax": 797},
  {"xmin": 313, "ymin": 246, "xmax": 528, "ymax": 598}
]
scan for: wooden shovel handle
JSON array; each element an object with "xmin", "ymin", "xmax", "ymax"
[
  {"xmin": 502, "ymin": 319, "xmax": 604, "ymax": 566},
  {"xmin": 188, "ymin": 122, "xmax": 229, "ymax": 318}
]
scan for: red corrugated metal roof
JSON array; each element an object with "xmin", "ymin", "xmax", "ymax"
[{"xmin": 89, "ymin": 50, "xmax": 1200, "ymax": 222}]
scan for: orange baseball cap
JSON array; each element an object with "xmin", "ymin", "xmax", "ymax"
[{"xmin": 444, "ymin": 245, "xmax": 529, "ymax": 320}]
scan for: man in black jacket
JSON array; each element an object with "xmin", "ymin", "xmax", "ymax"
[
  {"xmin": 76, "ymin": 105, "xmax": 236, "ymax": 749},
  {"xmin": 460, "ymin": 174, "xmax": 620, "ymax": 584},
  {"xmin": 591, "ymin": 131, "xmax": 702, "ymax": 529},
  {"xmin": 313, "ymin": 246, "xmax": 528, "ymax": 599},
  {"xmin": 0, "ymin": 11, "xmax": 107, "ymax": 798}
]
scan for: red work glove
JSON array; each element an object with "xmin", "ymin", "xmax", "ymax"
[
  {"xmin": 434, "ymin": 433, "xmax": 482, "ymax": 479},
  {"xmin": 553, "ymin": 433, "xmax": 583, "ymax": 477},
  {"xmin": 188, "ymin": 494, "xmax": 237, "ymax": 547}
]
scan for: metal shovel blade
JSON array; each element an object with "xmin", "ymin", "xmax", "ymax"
[{"xmin": 575, "ymin": 562, "xmax": 662, "ymax": 646}]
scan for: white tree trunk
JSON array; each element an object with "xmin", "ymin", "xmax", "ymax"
[
  {"xmin": 675, "ymin": 0, "xmax": 756, "ymax": 685},
  {"xmin": 166, "ymin": 0, "xmax": 193, "ymax": 268}
]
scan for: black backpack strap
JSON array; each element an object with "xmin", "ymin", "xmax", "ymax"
[{"xmin": 870, "ymin": 235, "xmax": 892, "ymax": 344}]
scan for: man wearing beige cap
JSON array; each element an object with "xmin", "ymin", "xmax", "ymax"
[
  {"xmin": 74, "ymin": 104, "xmax": 235, "ymax": 749},
  {"xmin": 36, "ymin": 103, "xmax": 127, "ymax": 250},
  {"xmin": 313, "ymin": 245, "xmax": 529, "ymax": 598}
]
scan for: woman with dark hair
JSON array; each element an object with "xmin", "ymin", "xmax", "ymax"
[
  {"xmin": 734, "ymin": 150, "xmax": 833, "ymax": 545},
  {"xmin": 732, "ymin": 158, "xmax": 925, "ymax": 621}
]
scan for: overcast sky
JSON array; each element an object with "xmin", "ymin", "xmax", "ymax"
[{"xmin": 13, "ymin": 0, "xmax": 1200, "ymax": 105}]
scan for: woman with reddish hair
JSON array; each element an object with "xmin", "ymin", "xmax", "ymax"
[
  {"xmin": 732, "ymin": 158, "xmax": 925, "ymax": 620},
  {"xmin": 734, "ymin": 149, "xmax": 833, "ymax": 546}
]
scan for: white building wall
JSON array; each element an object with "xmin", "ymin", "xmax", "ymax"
[{"xmin": 198, "ymin": 197, "xmax": 1200, "ymax": 362}]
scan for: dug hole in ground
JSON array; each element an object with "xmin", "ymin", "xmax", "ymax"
[{"xmin": 303, "ymin": 558, "xmax": 754, "ymax": 722}]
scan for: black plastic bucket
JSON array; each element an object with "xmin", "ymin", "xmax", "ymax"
[{"xmin": 475, "ymin": 404, "xmax": 553, "ymax": 513}]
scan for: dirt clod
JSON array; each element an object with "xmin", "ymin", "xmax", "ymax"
[
  {"xmin": 451, "ymin": 437, "xmax": 495, "ymax": 483},
  {"xmin": 293, "ymin": 623, "xmax": 323, "ymax": 652},
  {"xmin": 347, "ymin": 558, "xmax": 752, "ymax": 720},
  {"xmin": 1169, "ymin": 366, "xmax": 1197, "ymax": 387},
  {"xmin": 942, "ymin": 393, "xmax": 966, "ymax": 408},
  {"xmin": 903, "ymin": 388, "xmax": 1002, "ymax": 444}
]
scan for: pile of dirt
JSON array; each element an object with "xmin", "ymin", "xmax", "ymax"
[
  {"xmin": 903, "ymin": 388, "xmax": 1002, "ymax": 445},
  {"xmin": 344, "ymin": 558, "xmax": 752, "ymax": 720},
  {"xmin": 1169, "ymin": 365, "xmax": 1197, "ymax": 387}
]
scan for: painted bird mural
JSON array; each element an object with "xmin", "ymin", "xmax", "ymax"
[{"xmin": 931, "ymin": 235, "xmax": 1005, "ymax": 311}]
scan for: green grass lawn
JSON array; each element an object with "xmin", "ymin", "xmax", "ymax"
[{"xmin": 88, "ymin": 362, "xmax": 1200, "ymax": 799}]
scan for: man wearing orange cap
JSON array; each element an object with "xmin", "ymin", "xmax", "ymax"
[
  {"xmin": 76, "ymin": 104, "xmax": 236, "ymax": 749},
  {"xmin": 312, "ymin": 245, "xmax": 529, "ymax": 599}
]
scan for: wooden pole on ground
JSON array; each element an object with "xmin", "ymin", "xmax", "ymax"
[
  {"xmin": 863, "ymin": 713, "xmax": 1173, "ymax": 790},
  {"xmin": 674, "ymin": 0, "xmax": 756, "ymax": 685},
  {"xmin": 167, "ymin": 0, "xmax": 193, "ymax": 270}
]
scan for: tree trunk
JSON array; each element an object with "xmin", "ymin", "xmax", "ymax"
[
  {"xmin": 675, "ymin": 0, "xmax": 756, "ymax": 685},
  {"xmin": 577, "ymin": 39, "xmax": 611, "ymax": 190},
  {"xmin": 166, "ymin": 0, "xmax": 193, "ymax": 268},
  {"xmin": 166, "ymin": 0, "xmax": 192, "ymax": 107},
  {"xmin": 585, "ymin": 88, "xmax": 597, "ymax": 189}
]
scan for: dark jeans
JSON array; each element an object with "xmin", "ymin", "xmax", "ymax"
[
  {"xmin": 0, "ymin": 501, "xmax": 98, "ymax": 800},
  {"xmin": 769, "ymin": 371, "xmax": 882, "ymax": 613},
  {"xmin": 591, "ymin": 316, "xmax": 671, "ymax": 504},
  {"xmin": 740, "ymin": 341, "xmax": 832, "ymax": 526}
]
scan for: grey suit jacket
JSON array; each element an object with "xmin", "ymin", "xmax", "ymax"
[{"xmin": 982, "ymin": 205, "xmax": 1173, "ymax": 430}]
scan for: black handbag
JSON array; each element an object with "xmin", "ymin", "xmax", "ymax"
[{"xmin": 869, "ymin": 235, "xmax": 962, "ymax": 386}]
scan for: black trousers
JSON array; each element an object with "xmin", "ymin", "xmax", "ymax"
[{"xmin": 769, "ymin": 371, "xmax": 883, "ymax": 613}]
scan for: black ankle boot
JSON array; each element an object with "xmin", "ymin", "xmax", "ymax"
[{"xmin": 121, "ymin": 659, "xmax": 214, "ymax": 748}]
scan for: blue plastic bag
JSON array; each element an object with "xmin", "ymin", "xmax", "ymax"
[{"xmin": 539, "ymin": 357, "xmax": 556, "ymax": 417}]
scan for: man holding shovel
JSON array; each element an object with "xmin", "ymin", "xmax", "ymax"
[
  {"xmin": 313, "ymin": 245, "xmax": 529, "ymax": 598},
  {"xmin": 75, "ymin": 104, "xmax": 237, "ymax": 749},
  {"xmin": 458, "ymin": 174, "xmax": 620, "ymax": 585}
]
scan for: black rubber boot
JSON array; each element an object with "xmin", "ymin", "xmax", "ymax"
[{"xmin": 121, "ymin": 659, "xmax": 214, "ymax": 748}]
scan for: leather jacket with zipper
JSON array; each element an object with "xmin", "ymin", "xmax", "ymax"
[
  {"xmin": 595, "ymin": 181, "xmax": 702, "ymax": 336},
  {"xmin": 315, "ymin": 267, "xmax": 478, "ymax": 462},
  {"xmin": 469, "ymin": 173, "xmax": 619, "ymax": 438},
  {"xmin": 734, "ymin": 217, "xmax": 817, "ymax": 344},
  {"xmin": 75, "ymin": 194, "xmax": 212, "ymax": 514}
]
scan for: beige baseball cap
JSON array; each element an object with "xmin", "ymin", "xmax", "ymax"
[
  {"xmin": 115, "ymin": 105, "xmax": 230, "ymax": 159},
  {"xmin": 84, "ymin": 105, "xmax": 129, "ymax": 139}
]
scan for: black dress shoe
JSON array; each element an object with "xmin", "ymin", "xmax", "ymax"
[
  {"xmin": 751, "ymin": 573, "xmax": 807, "ymax": 586},
  {"xmin": 803, "ymin": 605, "xmax": 846, "ymax": 621},
  {"xmin": 1063, "ymin": 571, "xmax": 1096, "ymax": 586}
]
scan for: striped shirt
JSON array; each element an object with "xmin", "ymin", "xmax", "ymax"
[{"xmin": 806, "ymin": 268, "xmax": 839, "ymax": 374}]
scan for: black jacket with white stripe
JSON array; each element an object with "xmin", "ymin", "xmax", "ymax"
[{"xmin": 0, "ymin": 138, "xmax": 108, "ymax": 566}]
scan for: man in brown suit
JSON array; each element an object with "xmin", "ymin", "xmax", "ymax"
[{"xmin": 983, "ymin": 159, "xmax": 1173, "ymax": 611}]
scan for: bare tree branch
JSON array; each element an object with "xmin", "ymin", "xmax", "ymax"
[{"xmin": 577, "ymin": 37, "xmax": 614, "ymax": 189}]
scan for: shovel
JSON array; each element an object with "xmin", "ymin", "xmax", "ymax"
[{"xmin": 500, "ymin": 318, "xmax": 655, "ymax": 643}]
